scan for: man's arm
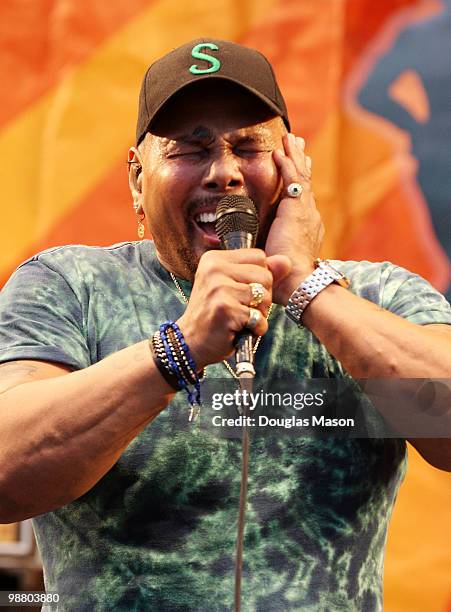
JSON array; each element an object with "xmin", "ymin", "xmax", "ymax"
[
  {"xmin": 301, "ymin": 286, "xmax": 451, "ymax": 470},
  {"xmin": 301, "ymin": 287, "xmax": 451, "ymax": 379},
  {"xmin": 0, "ymin": 249, "xmax": 281, "ymax": 523},
  {"xmin": 0, "ymin": 342, "xmax": 176, "ymax": 523},
  {"xmin": 269, "ymin": 133, "xmax": 451, "ymax": 471}
]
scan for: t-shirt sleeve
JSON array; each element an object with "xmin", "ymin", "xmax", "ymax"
[
  {"xmin": 0, "ymin": 259, "xmax": 91, "ymax": 370},
  {"xmin": 379, "ymin": 264, "xmax": 451, "ymax": 325}
]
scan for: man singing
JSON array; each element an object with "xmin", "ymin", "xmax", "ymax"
[{"xmin": 0, "ymin": 39, "xmax": 450, "ymax": 611}]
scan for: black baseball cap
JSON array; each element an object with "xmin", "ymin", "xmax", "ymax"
[{"xmin": 136, "ymin": 38, "xmax": 290, "ymax": 145}]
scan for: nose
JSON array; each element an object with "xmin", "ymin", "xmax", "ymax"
[{"xmin": 201, "ymin": 149, "xmax": 244, "ymax": 192}]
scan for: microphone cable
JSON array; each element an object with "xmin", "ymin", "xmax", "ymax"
[
  {"xmin": 215, "ymin": 195, "xmax": 260, "ymax": 611},
  {"xmin": 234, "ymin": 374, "xmax": 254, "ymax": 612}
]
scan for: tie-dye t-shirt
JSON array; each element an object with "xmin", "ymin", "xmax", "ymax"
[{"xmin": 0, "ymin": 240, "xmax": 450, "ymax": 612}]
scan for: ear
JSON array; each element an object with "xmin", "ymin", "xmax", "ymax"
[{"xmin": 128, "ymin": 147, "xmax": 144, "ymax": 214}]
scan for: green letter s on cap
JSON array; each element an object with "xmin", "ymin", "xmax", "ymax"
[{"xmin": 189, "ymin": 43, "xmax": 221, "ymax": 74}]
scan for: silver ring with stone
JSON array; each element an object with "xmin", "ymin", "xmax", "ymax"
[
  {"xmin": 249, "ymin": 282, "xmax": 265, "ymax": 307},
  {"xmin": 287, "ymin": 182, "xmax": 303, "ymax": 198},
  {"xmin": 246, "ymin": 307, "xmax": 261, "ymax": 331}
]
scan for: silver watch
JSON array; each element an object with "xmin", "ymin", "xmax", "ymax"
[{"xmin": 286, "ymin": 259, "xmax": 350, "ymax": 326}]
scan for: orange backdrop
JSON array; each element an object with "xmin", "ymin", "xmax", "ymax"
[{"xmin": 0, "ymin": 1, "xmax": 450, "ymax": 610}]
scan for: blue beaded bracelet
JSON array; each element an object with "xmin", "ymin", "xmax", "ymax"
[
  {"xmin": 159, "ymin": 321, "xmax": 202, "ymax": 414},
  {"xmin": 171, "ymin": 322, "xmax": 199, "ymax": 381}
]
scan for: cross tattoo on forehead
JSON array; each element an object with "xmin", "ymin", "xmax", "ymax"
[
  {"xmin": 192, "ymin": 126, "xmax": 213, "ymax": 140},
  {"xmin": 176, "ymin": 125, "xmax": 216, "ymax": 145}
]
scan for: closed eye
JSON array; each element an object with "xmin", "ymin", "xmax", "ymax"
[
  {"xmin": 167, "ymin": 149, "xmax": 206, "ymax": 159},
  {"xmin": 234, "ymin": 147, "xmax": 272, "ymax": 156}
]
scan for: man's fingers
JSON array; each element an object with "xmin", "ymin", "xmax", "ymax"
[
  {"xmin": 200, "ymin": 247, "xmax": 267, "ymax": 267},
  {"xmin": 284, "ymin": 133, "xmax": 310, "ymax": 179},
  {"xmin": 266, "ymin": 255, "xmax": 292, "ymax": 285},
  {"xmin": 273, "ymin": 132, "xmax": 313, "ymax": 201},
  {"xmin": 273, "ymin": 150, "xmax": 311, "ymax": 201},
  {"xmin": 238, "ymin": 305, "xmax": 269, "ymax": 337},
  {"xmin": 225, "ymin": 264, "xmax": 273, "ymax": 288}
]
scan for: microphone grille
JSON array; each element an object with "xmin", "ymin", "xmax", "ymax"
[{"xmin": 215, "ymin": 195, "xmax": 259, "ymax": 241}]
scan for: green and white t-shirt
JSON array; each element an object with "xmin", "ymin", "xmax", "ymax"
[{"xmin": 0, "ymin": 240, "xmax": 450, "ymax": 611}]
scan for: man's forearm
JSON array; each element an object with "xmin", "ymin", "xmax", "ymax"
[
  {"xmin": 0, "ymin": 340, "xmax": 175, "ymax": 522},
  {"xmin": 302, "ymin": 283, "xmax": 451, "ymax": 378},
  {"xmin": 301, "ymin": 283, "xmax": 451, "ymax": 470}
]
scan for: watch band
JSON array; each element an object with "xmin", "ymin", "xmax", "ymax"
[{"xmin": 286, "ymin": 259, "xmax": 350, "ymax": 326}]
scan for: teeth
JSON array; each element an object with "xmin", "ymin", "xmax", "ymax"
[{"xmin": 195, "ymin": 212, "xmax": 217, "ymax": 223}]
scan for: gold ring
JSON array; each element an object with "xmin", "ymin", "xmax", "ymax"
[
  {"xmin": 249, "ymin": 282, "xmax": 265, "ymax": 307},
  {"xmin": 246, "ymin": 307, "xmax": 261, "ymax": 331}
]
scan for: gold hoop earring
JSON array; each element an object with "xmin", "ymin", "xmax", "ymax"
[{"xmin": 138, "ymin": 214, "xmax": 145, "ymax": 239}]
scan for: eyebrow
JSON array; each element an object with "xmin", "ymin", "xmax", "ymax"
[
  {"xmin": 234, "ymin": 135, "xmax": 269, "ymax": 145},
  {"xmin": 173, "ymin": 127, "xmax": 272, "ymax": 147}
]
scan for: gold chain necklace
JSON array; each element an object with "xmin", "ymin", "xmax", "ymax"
[{"xmin": 169, "ymin": 272, "xmax": 272, "ymax": 379}]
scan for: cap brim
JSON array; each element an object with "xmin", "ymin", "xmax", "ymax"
[{"xmin": 139, "ymin": 75, "xmax": 290, "ymax": 143}]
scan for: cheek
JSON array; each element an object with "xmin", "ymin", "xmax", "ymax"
[
  {"xmin": 250, "ymin": 158, "xmax": 280, "ymax": 196},
  {"xmin": 147, "ymin": 164, "xmax": 191, "ymax": 194},
  {"xmin": 142, "ymin": 165, "xmax": 194, "ymax": 223}
]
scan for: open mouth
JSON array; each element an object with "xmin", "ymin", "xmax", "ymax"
[{"xmin": 193, "ymin": 210, "xmax": 220, "ymax": 246}]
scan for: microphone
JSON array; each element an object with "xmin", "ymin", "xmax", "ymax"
[{"xmin": 215, "ymin": 195, "xmax": 259, "ymax": 379}]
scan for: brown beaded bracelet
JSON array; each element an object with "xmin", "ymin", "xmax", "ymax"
[{"xmin": 149, "ymin": 334, "xmax": 182, "ymax": 391}]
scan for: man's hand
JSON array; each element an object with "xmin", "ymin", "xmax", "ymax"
[
  {"xmin": 177, "ymin": 249, "xmax": 291, "ymax": 370},
  {"xmin": 266, "ymin": 133, "xmax": 325, "ymax": 305}
]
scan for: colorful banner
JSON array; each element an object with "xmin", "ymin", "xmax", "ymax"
[{"xmin": 0, "ymin": 1, "xmax": 450, "ymax": 610}]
